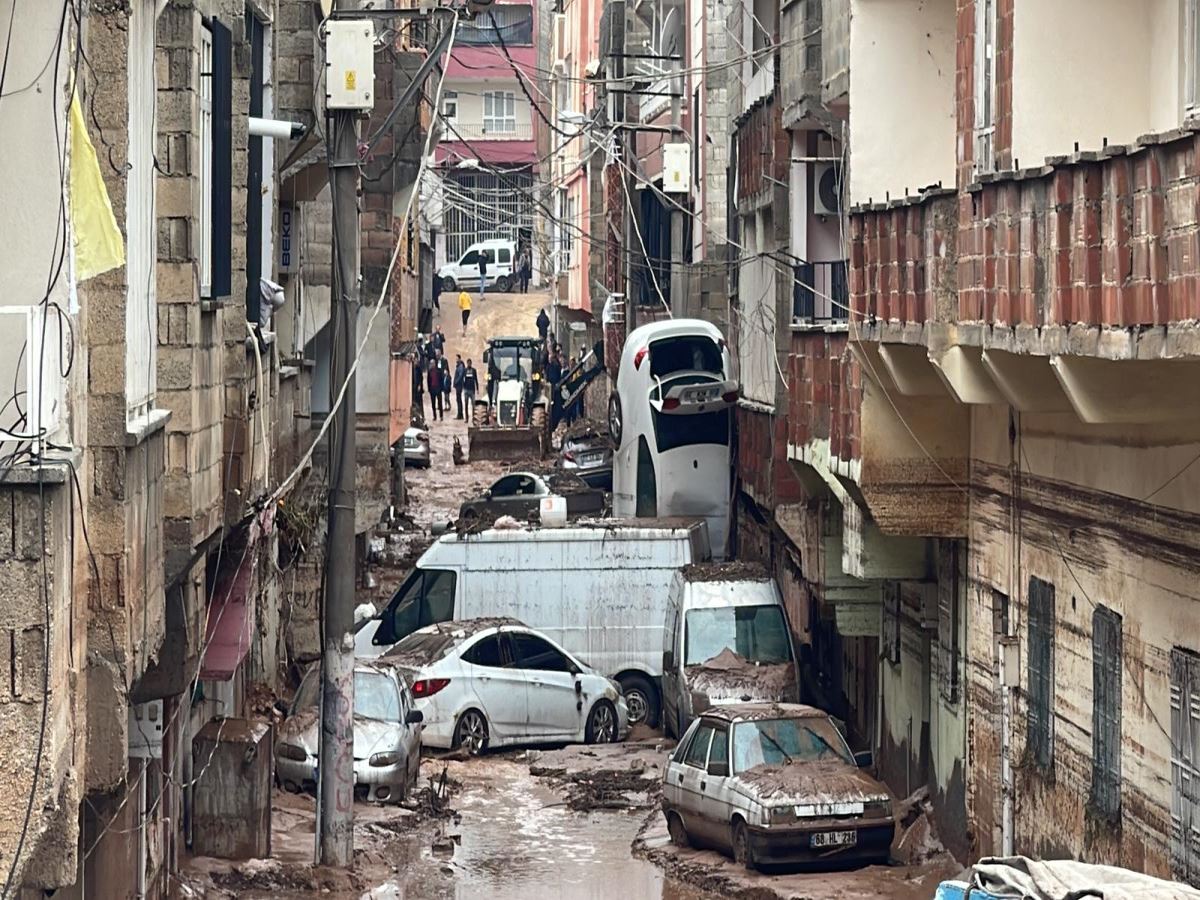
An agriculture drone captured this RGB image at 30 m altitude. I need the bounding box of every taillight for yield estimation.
[417,434,430,443]
[563,450,576,462]
[662,397,681,411]
[722,389,739,403]
[411,678,450,698]
[634,347,648,369]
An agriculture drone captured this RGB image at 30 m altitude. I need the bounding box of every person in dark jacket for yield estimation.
[427,351,445,420]
[545,350,563,388]
[463,358,479,413]
[478,252,488,300]
[536,308,550,343]
[518,247,532,292]
[431,326,446,355]
[453,355,466,419]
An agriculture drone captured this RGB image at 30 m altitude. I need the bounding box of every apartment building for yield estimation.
[425,2,541,271]
[775,0,1200,880]
[0,1,428,894]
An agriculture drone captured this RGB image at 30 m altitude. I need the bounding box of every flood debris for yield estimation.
[687,648,798,707]
[528,742,667,812]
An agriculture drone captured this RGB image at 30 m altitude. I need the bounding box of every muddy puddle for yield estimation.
[369,759,712,900]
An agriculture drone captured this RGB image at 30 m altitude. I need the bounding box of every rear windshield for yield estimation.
[652,408,730,453]
[649,336,723,378]
[385,629,461,666]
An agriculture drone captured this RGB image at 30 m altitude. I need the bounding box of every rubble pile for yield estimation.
[529,743,666,812]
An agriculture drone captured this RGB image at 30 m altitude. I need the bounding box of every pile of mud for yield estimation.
[686,649,798,704]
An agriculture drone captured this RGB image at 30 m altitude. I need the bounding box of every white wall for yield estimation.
[849,0,956,206]
[1012,0,1177,167]
[737,210,777,407]
[444,77,532,129]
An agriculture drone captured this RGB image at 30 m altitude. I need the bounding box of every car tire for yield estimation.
[453,709,489,755]
[441,276,456,293]
[666,811,690,848]
[460,506,479,522]
[497,275,513,292]
[617,673,658,728]
[585,700,619,744]
[607,392,623,445]
[732,819,756,870]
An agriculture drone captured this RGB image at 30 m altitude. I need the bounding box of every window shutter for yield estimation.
[210,18,233,299]
[1090,606,1122,819]
[1171,648,1200,883]
[1027,577,1055,770]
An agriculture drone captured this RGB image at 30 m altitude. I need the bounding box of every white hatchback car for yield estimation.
[381,618,630,753]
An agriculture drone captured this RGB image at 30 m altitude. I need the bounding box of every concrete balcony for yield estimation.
[445,122,534,141]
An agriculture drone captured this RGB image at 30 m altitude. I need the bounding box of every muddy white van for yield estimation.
[660,563,800,738]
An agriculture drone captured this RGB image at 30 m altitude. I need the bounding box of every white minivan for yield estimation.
[438,238,518,293]
[660,563,801,739]
[355,519,712,726]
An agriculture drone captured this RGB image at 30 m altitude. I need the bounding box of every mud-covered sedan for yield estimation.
[276,661,424,802]
[661,703,895,869]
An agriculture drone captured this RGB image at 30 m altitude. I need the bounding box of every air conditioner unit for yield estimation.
[813,162,842,217]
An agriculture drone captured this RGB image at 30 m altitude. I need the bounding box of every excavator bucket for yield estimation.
[466,399,547,462]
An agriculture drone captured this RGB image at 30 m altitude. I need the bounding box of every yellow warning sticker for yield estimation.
[345,71,357,91]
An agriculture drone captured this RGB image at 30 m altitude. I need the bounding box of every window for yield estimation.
[209,18,233,298]
[560,191,575,270]
[882,582,901,665]
[497,247,511,265]
[1171,647,1200,884]
[1027,576,1055,770]
[973,0,997,173]
[512,633,575,673]
[462,635,505,668]
[683,605,792,666]
[683,723,714,768]
[378,569,458,643]
[731,717,853,773]
[355,671,401,722]
[1188,1,1200,115]
[457,4,534,46]
[483,91,516,134]
[1091,605,1122,820]
[937,540,963,704]
[442,90,458,121]
[199,25,213,297]
[490,474,540,496]
[709,727,729,769]
[651,408,730,453]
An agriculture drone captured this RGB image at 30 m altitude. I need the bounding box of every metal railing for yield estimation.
[445,122,533,141]
[792,260,849,324]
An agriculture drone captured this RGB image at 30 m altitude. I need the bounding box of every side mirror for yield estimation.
[663,651,675,671]
[707,760,729,777]
[405,709,424,725]
[854,750,873,769]
[483,489,493,500]
[574,679,583,695]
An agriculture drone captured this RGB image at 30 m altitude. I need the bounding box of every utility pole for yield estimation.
[668,40,684,317]
[320,6,368,867]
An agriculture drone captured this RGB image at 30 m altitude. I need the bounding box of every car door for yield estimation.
[397,679,422,787]
[457,249,479,281]
[664,718,700,811]
[700,724,732,842]
[674,721,715,841]
[459,632,529,740]
[510,631,584,739]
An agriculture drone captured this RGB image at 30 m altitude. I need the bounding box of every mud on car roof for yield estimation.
[697,702,829,724]
[680,561,771,582]
[378,617,525,664]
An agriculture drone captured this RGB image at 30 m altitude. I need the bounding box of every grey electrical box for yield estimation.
[326,20,376,110]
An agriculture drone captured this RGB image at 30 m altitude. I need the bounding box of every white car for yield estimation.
[438,238,517,293]
[380,618,630,753]
[609,319,738,557]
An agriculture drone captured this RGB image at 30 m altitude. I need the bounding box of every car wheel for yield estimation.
[453,709,489,755]
[497,275,513,292]
[441,276,456,293]
[460,506,479,522]
[617,673,658,728]
[666,811,690,848]
[585,700,618,744]
[732,819,756,870]
[607,392,623,445]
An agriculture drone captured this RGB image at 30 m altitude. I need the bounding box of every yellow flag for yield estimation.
[69,90,124,281]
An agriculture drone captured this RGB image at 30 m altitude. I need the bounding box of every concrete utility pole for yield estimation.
[320,6,367,867]
[668,39,684,316]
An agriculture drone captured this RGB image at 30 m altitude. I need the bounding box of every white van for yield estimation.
[438,238,518,293]
[356,519,712,726]
[660,563,801,738]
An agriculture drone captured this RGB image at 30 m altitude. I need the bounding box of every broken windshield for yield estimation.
[293,669,401,722]
[684,605,792,666]
[732,717,853,772]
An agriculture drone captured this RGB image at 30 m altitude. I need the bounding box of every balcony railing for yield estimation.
[793,260,849,324]
[445,122,533,141]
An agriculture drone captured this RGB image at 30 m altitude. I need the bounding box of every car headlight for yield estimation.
[864,799,892,818]
[768,806,795,824]
[278,743,307,761]
[369,751,400,767]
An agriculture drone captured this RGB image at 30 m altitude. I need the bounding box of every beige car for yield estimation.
[661,703,895,869]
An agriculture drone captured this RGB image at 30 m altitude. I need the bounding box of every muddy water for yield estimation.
[371,760,710,900]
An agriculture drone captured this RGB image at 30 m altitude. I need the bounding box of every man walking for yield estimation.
[453,354,466,420]
[478,250,488,301]
[458,289,472,336]
[518,247,532,293]
[427,350,445,420]
[536,307,550,344]
[431,325,446,356]
[463,358,479,414]
[438,351,452,418]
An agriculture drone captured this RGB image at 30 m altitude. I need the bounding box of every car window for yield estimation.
[355,671,401,722]
[683,723,714,768]
[652,407,729,453]
[516,475,541,495]
[462,635,504,668]
[511,633,574,673]
[461,250,479,265]
[490,475,526,497]
[671,720,697,763]
[498,248,511,264]
[292,667,319,712]
[424,570,456,623]
[731,716,854,772]
[649,335,724,377]
[379,569,457,644]
[709,727,729,768]
[684,604,792,666]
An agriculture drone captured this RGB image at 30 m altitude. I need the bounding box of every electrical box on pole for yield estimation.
[325,19,376,110]
[662,142,691,194]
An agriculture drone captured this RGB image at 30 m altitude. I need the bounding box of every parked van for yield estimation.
[438,238,518,293]
[355,519,712,726]
[660,563,801,738]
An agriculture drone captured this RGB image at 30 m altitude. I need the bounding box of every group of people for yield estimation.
[411,326,480,422]
[535,308,585,426]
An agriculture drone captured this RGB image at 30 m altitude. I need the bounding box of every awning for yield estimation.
[199,507,273,680]
[435,140,539,166]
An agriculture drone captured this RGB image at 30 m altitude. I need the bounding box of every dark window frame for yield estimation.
[1090,604,1122,821]
[1027,576,1056,771]
[208,17,233,298]
[1170,646,1200,884]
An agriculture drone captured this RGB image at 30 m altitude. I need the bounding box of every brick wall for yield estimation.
[734,101,788,207]
[787,330,860,463]
[736,407,804,512]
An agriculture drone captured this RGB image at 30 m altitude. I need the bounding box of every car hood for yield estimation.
[731,760,892,807]
[685,648,798,710]
[277,708,402,760]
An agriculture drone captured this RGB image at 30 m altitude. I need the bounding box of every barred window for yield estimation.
[1170,647,1200,884]
[1090,605,1122,820]
[1027,577,1055,771]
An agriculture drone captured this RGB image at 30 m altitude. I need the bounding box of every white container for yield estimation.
[539,494,568,527]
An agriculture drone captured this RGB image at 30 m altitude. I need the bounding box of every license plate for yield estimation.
[810,830,856,848]
[581,452,602,463]
[404,439,417,448]
[685,387,718,402]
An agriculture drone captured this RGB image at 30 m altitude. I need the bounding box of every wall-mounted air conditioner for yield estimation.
[813,162,842,217]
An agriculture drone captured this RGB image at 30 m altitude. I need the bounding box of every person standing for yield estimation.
[438,352,452,416]
[453,355,466,419]
[427,351,444,420]
[536,307,550,343]
[463,358,479,414]
[431,326,446,356]
[458,289,472,336]
[486,347,499,405]
[519,247,532,293]
[478,251,488,301]
[411,357,425,422]
[546,349,563,388]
